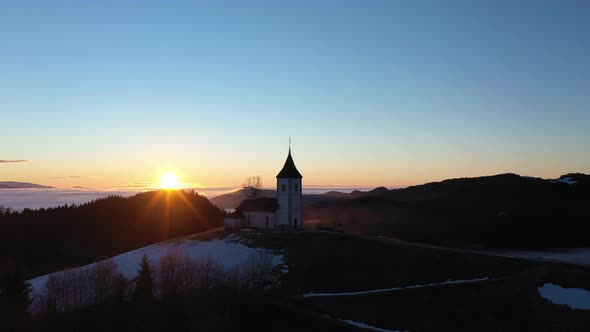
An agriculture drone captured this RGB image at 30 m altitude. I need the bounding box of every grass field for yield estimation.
[242,230,590,331]
[244,230,532,293]
[292,277,590,331]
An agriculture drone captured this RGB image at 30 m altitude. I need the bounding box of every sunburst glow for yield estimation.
[159,172,180,189]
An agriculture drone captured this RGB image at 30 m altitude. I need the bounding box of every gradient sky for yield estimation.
[1,0,589,189]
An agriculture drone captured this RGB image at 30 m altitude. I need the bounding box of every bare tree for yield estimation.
[158,249,184,297]
[243,252,275,289]
[92,259,118,305]
[178,254,198,291]
[39,260,121,315]
[113,273,129,304]
[243,176,263,199]
[195,254,222,290]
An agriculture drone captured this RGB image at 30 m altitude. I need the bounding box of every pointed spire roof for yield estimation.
[276,148,303,179]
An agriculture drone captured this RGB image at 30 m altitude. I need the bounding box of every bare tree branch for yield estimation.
[243,176,263,200]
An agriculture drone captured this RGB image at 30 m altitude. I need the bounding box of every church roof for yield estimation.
[225,210,244,219]
[276,149,303,179]
[237,197,279,212]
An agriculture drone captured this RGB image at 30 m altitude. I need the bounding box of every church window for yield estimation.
[281,184,286,192]
[294,183,299,192]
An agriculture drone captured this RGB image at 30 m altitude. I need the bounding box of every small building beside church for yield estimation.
[224,147,303,231]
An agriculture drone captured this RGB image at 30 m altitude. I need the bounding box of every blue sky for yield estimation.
[1,1,589,188]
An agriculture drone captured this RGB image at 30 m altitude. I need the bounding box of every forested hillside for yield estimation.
[305,173,590,249]
[0,190,225,278]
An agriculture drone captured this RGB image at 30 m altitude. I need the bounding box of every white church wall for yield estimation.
[244,211,276,229]
[276,178,303,227]
[292,178,303,227]
[276,178,290,226]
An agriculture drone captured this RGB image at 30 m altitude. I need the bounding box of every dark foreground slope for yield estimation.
[305,173,590,249]
[19,230,590,332]
[254,231,590,332]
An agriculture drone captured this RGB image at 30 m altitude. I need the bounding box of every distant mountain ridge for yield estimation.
[210,173,589,210]
[209,187,388,209]
[0,181,54,189]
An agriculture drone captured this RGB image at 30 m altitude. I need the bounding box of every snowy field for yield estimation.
[538,283,590,310]
[29,232,284,300]
[491,249,590,266]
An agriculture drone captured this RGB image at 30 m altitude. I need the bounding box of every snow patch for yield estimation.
[303,277,488,298]
[337,319,405,332]
[538,283,590,310]
[492,248,590,266]
[559,177,577,185]
[29,233,283,298]
[550,177,577,185]
[324,315,406,332]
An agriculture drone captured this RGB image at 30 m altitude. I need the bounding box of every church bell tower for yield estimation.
[276,146,303,228]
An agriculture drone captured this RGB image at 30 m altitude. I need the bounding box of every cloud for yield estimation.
[48,176,82,179]
[126,182,156,188]
[0,160,29,164]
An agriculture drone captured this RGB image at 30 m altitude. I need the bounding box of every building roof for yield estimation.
[276,148,303,179]
[236,197,279,212]
[225,210,244,219]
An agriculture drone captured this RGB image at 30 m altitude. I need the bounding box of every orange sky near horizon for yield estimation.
[1,145,584,190]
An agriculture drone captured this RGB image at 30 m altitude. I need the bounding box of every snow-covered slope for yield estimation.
[29,229,284,300]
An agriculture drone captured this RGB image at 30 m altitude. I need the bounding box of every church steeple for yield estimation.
[276,144,303,228]
[276,148,303,179]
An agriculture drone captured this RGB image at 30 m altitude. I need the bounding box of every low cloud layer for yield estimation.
[48,176,82,179]
[0,160,29,163]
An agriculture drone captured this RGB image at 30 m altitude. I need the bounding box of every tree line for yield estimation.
[1,250,277,331]
[35,250,276,315]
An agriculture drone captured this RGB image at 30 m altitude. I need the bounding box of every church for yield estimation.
[224,147,303,231]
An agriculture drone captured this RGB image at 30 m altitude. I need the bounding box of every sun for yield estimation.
[159,172,180,189]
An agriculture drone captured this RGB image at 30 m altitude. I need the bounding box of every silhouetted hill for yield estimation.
[210,189,277,208]
[352,186,389,198]
[0,181,54,189]
[0,190,224,278]
[305,173,590,249]
[323,186,389,199]
[211,187,389,208]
